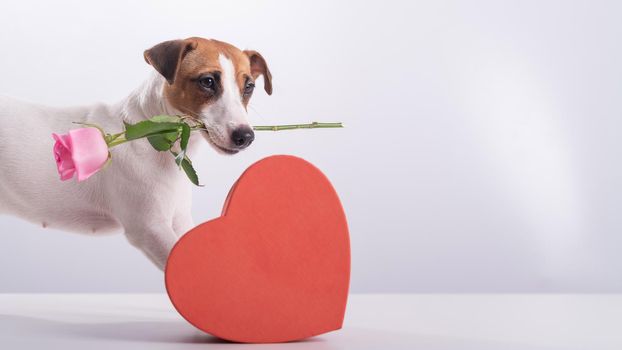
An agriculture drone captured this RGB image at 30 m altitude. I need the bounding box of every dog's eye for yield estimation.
[198,77,215,90]
[244,81,255,96]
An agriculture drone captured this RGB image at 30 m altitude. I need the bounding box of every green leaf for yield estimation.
[167,123,191,163]
[171,151,201,186]
[181,156,200,186]
[180,123,190,151]
[147,130,179,151]
[149,115,183,123]
[124,120,182,141]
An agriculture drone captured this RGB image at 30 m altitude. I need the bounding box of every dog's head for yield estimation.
[144,37,272,154]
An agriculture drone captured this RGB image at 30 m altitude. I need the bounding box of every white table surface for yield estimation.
[1,293,620,349]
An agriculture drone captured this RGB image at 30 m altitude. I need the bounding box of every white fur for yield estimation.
[0,72,203,270]
[200,54,249,147]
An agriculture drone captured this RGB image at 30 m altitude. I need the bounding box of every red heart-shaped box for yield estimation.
[165,155,351,343]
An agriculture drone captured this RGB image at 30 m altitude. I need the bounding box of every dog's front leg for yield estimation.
[122,220,178,271]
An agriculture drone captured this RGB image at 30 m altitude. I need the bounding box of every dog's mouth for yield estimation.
[202,130,239,155]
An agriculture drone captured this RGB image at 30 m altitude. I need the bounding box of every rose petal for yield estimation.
[52,133,76,181]
[52,133,72,150]
[68,128,109,182]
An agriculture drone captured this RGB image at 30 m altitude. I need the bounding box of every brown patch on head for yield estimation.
[144,39,198,84]
[244,50,273,95]
[143,37,272,117]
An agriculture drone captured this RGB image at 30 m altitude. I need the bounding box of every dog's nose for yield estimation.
[231,126,255,149]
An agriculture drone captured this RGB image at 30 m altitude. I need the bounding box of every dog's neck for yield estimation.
[117,72,180,124]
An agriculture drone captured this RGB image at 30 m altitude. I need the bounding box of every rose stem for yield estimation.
[106,122,343,148]
[253,122,343,131]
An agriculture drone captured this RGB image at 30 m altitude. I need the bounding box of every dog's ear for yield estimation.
[144,39,198,85]
[244,50,272,95]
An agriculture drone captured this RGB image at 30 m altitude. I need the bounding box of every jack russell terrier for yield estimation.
[0,37,272,270]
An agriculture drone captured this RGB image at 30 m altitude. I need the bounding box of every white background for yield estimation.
[0,0,620,292]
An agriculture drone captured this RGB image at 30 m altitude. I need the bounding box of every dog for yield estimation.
[0,37,272,270]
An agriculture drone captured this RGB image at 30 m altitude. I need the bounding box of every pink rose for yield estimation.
[52,128,109,182]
